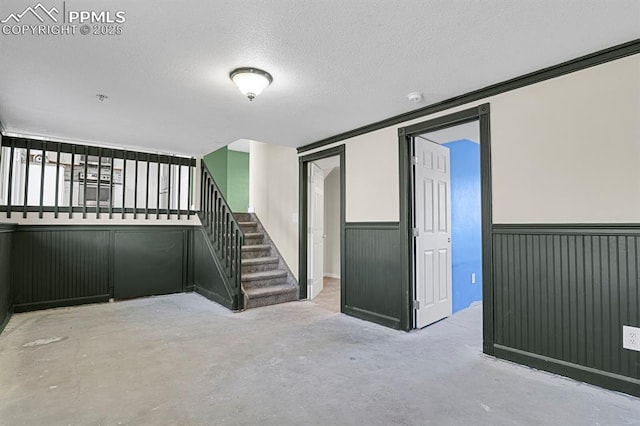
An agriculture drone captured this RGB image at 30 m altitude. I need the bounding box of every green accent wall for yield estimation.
[203,147,228,198]
[227,150,249,213]
[203,147,249,213]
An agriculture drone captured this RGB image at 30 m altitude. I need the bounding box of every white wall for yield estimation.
[300,53,640,224]
[249,141,299,278]
[489,55,640,223]
[344,129,399,221]
[323,168,340,278]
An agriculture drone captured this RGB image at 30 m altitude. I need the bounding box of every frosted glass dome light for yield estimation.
[230,68,273,101]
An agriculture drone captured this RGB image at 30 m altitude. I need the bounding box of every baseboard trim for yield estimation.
[0,306,13,335]
[13,295,111,313]
[323,274,341,280]
[493,344,640,398]
[343,305,401,330]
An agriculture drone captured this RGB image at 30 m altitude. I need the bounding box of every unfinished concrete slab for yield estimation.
[0,294,638,425]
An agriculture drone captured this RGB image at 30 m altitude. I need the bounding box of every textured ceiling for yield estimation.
[0,0,638,156]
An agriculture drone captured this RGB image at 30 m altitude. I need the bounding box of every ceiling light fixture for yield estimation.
[229,67,273,101]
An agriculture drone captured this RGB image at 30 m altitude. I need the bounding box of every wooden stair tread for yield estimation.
[244,232,264,238]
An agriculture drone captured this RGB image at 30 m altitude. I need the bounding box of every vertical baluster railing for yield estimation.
[209,177,214,233]
[218,198,223,250]
[202,171,208,227]
[199,162,245,309]
[211,185,215,235]
[232,226,237,277]
[223,212,229,271]
[204,178,209,230]
[200,163,205,221]
[226,213,232,271]
[200,171,207,223]
[215,193,220,244]
[214,185,218,236]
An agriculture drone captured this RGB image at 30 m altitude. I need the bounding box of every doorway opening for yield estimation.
[413,121,482,328]
[399,104,493,352]
[298,145,345,313]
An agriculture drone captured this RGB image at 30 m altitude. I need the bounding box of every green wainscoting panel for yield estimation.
[193,229,235,310]
[343,222,402,329]
[11,225,195,312]
[0,225,15,334]
[492,224,640,397]
[13,227,111,311]
[113,230,186,299]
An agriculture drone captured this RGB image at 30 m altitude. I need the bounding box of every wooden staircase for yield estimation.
[236,213,299,309]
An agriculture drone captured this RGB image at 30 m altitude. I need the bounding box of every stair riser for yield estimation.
[242,262,279,274]
[240,226,257,234]
[245,289,298,309]
[242,276,288,289]
[242,248,271,259]
[244,236,264,245]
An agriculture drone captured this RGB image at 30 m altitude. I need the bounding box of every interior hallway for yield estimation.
[0,294,638,425]
[312,277,341,313]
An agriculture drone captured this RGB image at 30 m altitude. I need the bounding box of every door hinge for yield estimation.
[411,156,419,165]
[413,300,420,309]
[412,227,419,238]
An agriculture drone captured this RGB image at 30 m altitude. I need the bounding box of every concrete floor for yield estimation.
[0,294,639,426]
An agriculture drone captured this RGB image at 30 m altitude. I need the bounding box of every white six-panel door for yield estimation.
[308,162,325,299]
[414,139,452,328]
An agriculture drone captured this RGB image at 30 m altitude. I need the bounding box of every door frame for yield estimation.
[307,161,325,299]
[298,145,345,308]
[398,104,494,354]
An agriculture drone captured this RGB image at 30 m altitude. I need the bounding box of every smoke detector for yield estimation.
[407,92,423,103]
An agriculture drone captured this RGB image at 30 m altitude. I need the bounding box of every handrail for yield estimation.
[199,161,245,310]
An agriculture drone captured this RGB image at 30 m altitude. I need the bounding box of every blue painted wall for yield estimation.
[442,139,482,313]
